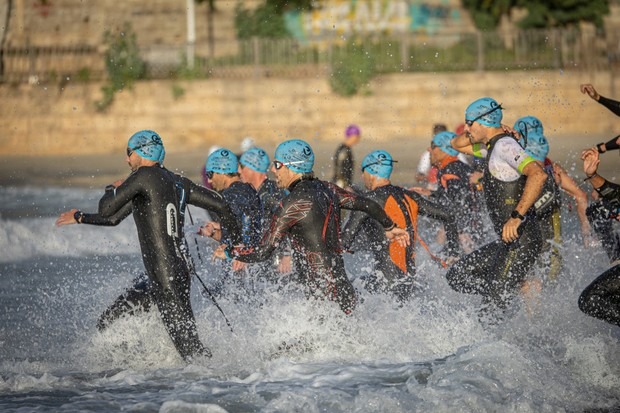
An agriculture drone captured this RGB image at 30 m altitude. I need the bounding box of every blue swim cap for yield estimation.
[274,139,314,173]
[240,147,270,173]
[431,131,459,156]
[514,116,549,162]
[127,130,165,163]
[465,97,503,127]
[345,124,361,137]
[206,148,239,174]
[361,150,395,179]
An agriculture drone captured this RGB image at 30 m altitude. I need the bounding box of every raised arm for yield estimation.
[553,162,591,241]
[56,201,133,227]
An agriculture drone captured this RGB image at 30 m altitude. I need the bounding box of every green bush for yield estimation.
[96,23,146,111]
[329,42,376,96]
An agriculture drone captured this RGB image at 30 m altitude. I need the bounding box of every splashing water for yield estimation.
[0,186,618,412]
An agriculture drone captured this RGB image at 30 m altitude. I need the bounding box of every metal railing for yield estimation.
[1,28,617,83]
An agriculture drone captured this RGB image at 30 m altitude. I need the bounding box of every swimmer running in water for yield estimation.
[56,130,241,362]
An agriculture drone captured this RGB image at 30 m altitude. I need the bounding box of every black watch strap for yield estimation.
[510,210,525,221]
[74,210,84,224]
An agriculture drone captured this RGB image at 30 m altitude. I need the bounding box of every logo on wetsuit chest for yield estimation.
[166,203,178,237]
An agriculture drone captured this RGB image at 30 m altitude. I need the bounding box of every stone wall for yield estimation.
[0,69,617,157]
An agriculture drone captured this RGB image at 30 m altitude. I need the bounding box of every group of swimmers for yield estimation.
[55,86,619,362]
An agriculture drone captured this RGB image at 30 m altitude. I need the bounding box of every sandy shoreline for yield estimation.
[0,134,616,188]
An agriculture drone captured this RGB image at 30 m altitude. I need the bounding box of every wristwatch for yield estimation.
[74,210,84,224]
[510,210,525,221]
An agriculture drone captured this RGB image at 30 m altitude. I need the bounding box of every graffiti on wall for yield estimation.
[284,0,463,41]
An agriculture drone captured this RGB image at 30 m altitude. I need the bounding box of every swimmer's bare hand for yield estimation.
[199,221,222,241]
[580,84,600,101]
[502,218,522,243]
[232,259,247,272]
[211,244,227,260]
[55,208,79,227]
[277,255,292,274]
[581,148,600,176]
[409,187,432,196]
[112,179,124,188]
[501,123,520,139]
[386,227,410,247]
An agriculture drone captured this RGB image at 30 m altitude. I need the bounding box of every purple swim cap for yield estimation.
[345,124,361,137]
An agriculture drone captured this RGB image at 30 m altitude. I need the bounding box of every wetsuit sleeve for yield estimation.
[596,179,620,205]
[228,200,296,263]
[330,183,395,230]
[187,182,242,245]
[98,170,143,218]
[597,95,620,117]
[81,201,133,226]
[341,210,370,250]
[404,189,460,256]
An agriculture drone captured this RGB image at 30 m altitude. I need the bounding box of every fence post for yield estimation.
[253,36,260,78]
[476,31,484,72]
[400,34,409,71]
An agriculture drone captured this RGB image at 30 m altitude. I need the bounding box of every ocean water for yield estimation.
[0,185,618,413]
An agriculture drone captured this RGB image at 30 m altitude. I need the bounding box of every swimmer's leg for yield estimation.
[578,264,620,327]
[97,275,154,331]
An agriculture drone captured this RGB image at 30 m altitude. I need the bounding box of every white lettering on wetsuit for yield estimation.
[166,203,178,237]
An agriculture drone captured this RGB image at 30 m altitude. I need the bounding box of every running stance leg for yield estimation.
[587,201,620,262]
[578,264,620,327]
[152,282,212,362]
[97,274,154,331]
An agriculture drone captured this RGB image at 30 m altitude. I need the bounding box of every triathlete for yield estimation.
[199,148,263,273]
[239,146,293,276]
[427,131,485,250]
[514,115,592,282]
[447,97,547,319]
[332,124,361,189]
[224,139,410,314]
[55,130,241,362]
[578,147,620,327]
[341,150,460,301]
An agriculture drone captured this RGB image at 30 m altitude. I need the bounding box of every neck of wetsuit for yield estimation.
[288,175,315,191]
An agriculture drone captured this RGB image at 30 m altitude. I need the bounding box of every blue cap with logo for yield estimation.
[465,97,503,127]
[514,115,549,162]
[240,147,270,173]
[361,150,395,179]
[274,139,314,173]
[431,131,458,156]
[127,130,165,163]
[206,148,239,174]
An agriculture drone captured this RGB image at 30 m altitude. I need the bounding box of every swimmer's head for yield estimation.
[240,136,255,152]
[127,130,165,163]
[206,148,239,175]
[361,150,396,179]
[274,139,314,174]
[465,97,503,127]
[240,147,270,173]
[514,115,549,161]
[345,124,361,138]
[431,131,459,156]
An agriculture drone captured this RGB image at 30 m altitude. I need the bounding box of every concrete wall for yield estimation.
[0,69,617,157]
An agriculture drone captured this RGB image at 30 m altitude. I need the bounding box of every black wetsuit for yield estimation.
[332,144,354,188]
[579,179,620,327]
[446,134,542,316]
[431,156,484,242]
[82,164,240,361]
[228,176,396,314]
[257,178,288,220]
[342,184,459,301]
[597,95,620,117]
[533,158,563,281]
[218,181,263,247]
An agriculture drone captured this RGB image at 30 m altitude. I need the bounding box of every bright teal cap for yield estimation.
[361,150,395,179]
[431,131,458,156]
[465,97,503,127]
[127,130,165,163]
[240,147,270,173]
[206,148,239,174]
[514,115,549,162]
[274,139,314,173]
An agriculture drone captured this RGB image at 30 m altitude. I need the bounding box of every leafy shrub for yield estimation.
[96,23,146,111]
